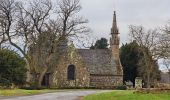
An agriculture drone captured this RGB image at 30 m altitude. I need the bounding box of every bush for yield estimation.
[114,85,127,90]
[0,49,26,88]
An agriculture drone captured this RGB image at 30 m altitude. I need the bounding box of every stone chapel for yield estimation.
[35,11,123,88]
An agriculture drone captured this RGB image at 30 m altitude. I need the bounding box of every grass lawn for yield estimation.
[0,89,57,96]
[83,90,170,100]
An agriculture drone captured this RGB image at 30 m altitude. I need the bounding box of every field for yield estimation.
[83,90,170,100]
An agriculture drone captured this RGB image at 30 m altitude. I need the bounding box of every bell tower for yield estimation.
[110,11,123,75]
[110,11,120,59]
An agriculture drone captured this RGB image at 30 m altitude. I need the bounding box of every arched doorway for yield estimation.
[41,73,50,86]
[67,65,75,80]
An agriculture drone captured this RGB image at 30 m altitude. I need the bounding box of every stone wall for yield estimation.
[47,43,123,88]
[90,74,123,88]
[50,44,90,88]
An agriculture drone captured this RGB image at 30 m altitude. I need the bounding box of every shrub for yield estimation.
[0,49,26,88]
[115,85,127,90]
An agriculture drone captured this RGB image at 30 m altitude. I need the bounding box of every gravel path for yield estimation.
[0,90,111,100]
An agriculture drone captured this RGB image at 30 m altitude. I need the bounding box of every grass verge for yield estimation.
[83,90,170,100]
[0,89,57,96]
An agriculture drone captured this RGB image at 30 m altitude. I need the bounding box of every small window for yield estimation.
[67,65,75,80]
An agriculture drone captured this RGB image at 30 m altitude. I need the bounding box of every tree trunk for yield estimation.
[25,58,33,86]
[169,73,170,83]
[168,71,170,88]
[146,72,151,93]
[25,57,38,88]
[147,74,150,88]
[38,67,48,88]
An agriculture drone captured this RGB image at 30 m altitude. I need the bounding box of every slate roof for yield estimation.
[77,49,116,75]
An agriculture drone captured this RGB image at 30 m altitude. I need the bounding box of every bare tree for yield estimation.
[33,0,89,87]
[0,20,8,48]
[0,0,53,87]
[129,25,161,89]
[164,21,170,34]
[157,25,170,60]
[0,32,7,48]
[0,0,89,87]
[56,0,89,38]
[0,0,17,48]
[161,22,170,85]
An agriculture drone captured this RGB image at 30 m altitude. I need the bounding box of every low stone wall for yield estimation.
[155,83,170,89]
[90,74,123,88]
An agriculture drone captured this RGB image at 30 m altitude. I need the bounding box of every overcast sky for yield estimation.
[79,0,170,44]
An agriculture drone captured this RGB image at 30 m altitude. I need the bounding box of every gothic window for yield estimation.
[67,65,75,80]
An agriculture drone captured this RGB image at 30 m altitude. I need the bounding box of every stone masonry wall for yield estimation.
[50,44,90,88]
[90,75,123,88]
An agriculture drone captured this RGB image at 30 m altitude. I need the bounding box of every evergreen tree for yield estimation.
[120,41,140,85]
[90,38,108,49]
[0,49,26,87]
[120,41,160,87]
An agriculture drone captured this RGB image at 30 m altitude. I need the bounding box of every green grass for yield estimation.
[83,90,170,100]
[0,89,57,96]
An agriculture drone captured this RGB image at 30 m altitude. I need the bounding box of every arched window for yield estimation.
[67,65,75,80]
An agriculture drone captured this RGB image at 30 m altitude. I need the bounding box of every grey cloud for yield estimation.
[79,0,170,44]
